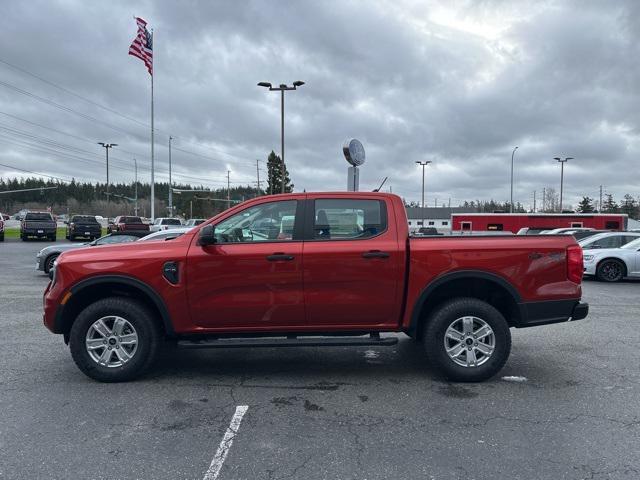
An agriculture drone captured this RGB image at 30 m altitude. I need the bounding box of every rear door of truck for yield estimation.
[302,194,404,328]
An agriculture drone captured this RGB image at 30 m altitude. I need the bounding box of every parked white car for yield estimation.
[540,227,595,235]
[578,232,640,250]
[138,227,192,242]
[149,217,183,233]
[583,237,640,282]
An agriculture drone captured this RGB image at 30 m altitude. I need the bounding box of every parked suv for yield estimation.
[65,215,101,241]
[21,212,56,241]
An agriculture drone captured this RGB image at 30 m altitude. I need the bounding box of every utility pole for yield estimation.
[435,197,438,208]
[510,146,518,213]
[168,136,173,216]
[542,188,546,212]
[256,159,261,195]
[599,185,603,213]
[257,81,305,193]
[533,190,536,213]
[415,161,431,228]
[98,142,117,210]
[226,170,231,209]
[134,158,138,216]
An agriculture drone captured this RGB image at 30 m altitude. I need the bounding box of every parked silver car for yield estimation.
[36,232,149,274]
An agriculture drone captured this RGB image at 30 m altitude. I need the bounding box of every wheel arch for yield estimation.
[56,275,175,342]
[407,270,523,338]
[44,253,60,273]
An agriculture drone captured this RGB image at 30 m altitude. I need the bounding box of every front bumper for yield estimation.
[517,299,589,328]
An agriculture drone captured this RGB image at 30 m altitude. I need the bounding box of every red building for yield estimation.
[451,213,628,234]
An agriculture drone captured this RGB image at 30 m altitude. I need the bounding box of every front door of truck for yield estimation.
[302,197,403,328]
[186,198,305,330]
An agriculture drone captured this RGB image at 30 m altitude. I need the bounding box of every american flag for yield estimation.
[128,17,153,75]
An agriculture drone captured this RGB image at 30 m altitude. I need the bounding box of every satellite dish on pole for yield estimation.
[343,139,365,166]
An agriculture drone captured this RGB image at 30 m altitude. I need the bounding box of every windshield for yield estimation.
[71,216,98,223]
[25,213,53,221]
[95,234,140,245]
[163,219,182,225]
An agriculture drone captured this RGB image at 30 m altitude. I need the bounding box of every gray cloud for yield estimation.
[0,0,638,209]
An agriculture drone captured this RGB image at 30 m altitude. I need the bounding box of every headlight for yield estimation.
[583,255,594,262]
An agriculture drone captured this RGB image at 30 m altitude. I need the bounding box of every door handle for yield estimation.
[362,250,390,259]
[266,253,295,261]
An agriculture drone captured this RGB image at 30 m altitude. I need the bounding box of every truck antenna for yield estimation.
[373,177,388,192]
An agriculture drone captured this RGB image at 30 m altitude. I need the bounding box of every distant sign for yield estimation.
[343,139,365,166]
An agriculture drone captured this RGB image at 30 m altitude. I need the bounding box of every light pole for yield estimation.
[98,142,117,208]
[553,156,573,212]
[257,80,305,193]
[415,161,432,228]
[510,146,518,213]
[133,158,138,216]
[168,136,173,215]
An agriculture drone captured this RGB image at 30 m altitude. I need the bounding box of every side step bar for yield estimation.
[177,333,399,349]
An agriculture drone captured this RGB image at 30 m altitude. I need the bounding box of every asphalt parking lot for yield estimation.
[1,239,639,480]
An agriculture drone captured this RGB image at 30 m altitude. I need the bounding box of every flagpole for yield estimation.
[150,28,155,221]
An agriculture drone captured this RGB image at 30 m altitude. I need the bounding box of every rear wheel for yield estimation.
[596,259,625,282]
[0,233,4,242]
[69,297,161,382]
[423,298,511,382]
[20,233,27,241]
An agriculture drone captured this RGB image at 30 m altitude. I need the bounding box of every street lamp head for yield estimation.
[292,80,305,87]
[553,157,561,161]
[257,82,272,88]
[279,84,287,89]
[566,157,574,160]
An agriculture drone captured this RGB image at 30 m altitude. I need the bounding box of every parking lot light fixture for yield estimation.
[554,156,573,212]
[257,81,305,193]
[415,161,432,228]
[98,143,117,206]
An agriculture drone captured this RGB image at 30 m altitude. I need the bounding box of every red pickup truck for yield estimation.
[107,216,150,234]
[43,192,588,383]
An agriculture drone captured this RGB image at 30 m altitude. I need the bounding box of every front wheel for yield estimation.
[423,298,511,382]
[596,259,625,282]
[44,254,58,274]
[69,297,162,382]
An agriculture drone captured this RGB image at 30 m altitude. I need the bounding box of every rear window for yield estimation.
[25,213,53,221]
[71,215,98,223]
[123,217,142,224]
[313,199,386,240]
[162,219,182,225]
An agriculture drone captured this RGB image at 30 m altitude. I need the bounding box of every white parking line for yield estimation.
[203,405,249,480]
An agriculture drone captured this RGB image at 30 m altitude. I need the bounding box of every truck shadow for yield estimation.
[150,335,443,384]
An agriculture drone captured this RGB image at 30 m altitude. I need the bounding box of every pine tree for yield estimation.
[266,151,293,194]
[620,194,639,219]
[576,196,594,213]
[601,194,619,213]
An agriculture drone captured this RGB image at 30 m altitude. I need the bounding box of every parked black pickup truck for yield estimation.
[21,212,57,241]
[65,215,101,241]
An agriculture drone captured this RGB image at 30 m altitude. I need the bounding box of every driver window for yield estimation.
[214,200,298,244]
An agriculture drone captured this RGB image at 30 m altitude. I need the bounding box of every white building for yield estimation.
[405,207,472,233]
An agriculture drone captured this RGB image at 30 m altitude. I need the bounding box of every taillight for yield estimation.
[567,244,583,284]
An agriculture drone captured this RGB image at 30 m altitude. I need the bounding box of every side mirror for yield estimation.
[199,225,216,246]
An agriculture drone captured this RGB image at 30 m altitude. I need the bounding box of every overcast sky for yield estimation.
[0,0,638,209]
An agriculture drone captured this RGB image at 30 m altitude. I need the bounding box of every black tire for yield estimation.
[596,259,625,282]
[423,297,511,382]
[20,233,27,241]
[49,235,56,242]
[44,254,58,274]
[69,234,75,241]
[0,233,4,242]
[69,297,162,382]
